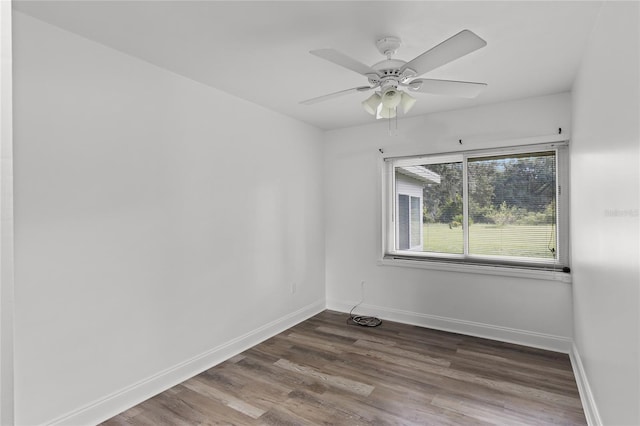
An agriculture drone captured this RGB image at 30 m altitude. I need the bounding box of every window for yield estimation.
[383,142,569,270]
[398,195,422,249]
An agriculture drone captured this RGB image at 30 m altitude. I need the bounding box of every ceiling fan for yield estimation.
[301,30,488,119]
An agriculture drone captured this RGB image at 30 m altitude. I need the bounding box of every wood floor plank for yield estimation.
[181,377,266,419]
[171,384,257,424]
[274,359,375,397]
[353,338,452,367]
[430,394,530,426]
[101,310,586,425]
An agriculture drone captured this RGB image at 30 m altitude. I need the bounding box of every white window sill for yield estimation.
[377,258,572,283]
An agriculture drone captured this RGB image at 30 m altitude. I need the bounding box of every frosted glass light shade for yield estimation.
[377,106,397,119]
[381,89,402,109]
[400,92,417,114]
[362,93,381,115]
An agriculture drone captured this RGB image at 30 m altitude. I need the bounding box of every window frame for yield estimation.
[381,141,570,278]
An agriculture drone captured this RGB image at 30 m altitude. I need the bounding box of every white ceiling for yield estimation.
[13,1,603,130]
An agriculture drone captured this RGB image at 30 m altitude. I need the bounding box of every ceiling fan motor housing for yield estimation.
[371,57,417,87]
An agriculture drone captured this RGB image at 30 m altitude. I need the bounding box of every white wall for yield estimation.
[0,1,15,424]
[325,93,574,350]
[571,2,639,425]
[12,13,325,425]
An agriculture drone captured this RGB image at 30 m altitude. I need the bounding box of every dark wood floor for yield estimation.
[102,310,586,425]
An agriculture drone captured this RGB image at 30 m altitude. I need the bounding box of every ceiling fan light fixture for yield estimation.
[381,89,402,109]
[362,93,382,115]
[400,92,417,114]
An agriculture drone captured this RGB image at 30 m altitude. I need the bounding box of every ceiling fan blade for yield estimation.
[404,79,487,98]
[401,30,487,77]
[310,49,378,77]
[300,86,374,105]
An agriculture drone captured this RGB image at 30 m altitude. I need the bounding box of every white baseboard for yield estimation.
[569,343,602,426]
[48,299,326,426]
[327,300,572,353]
